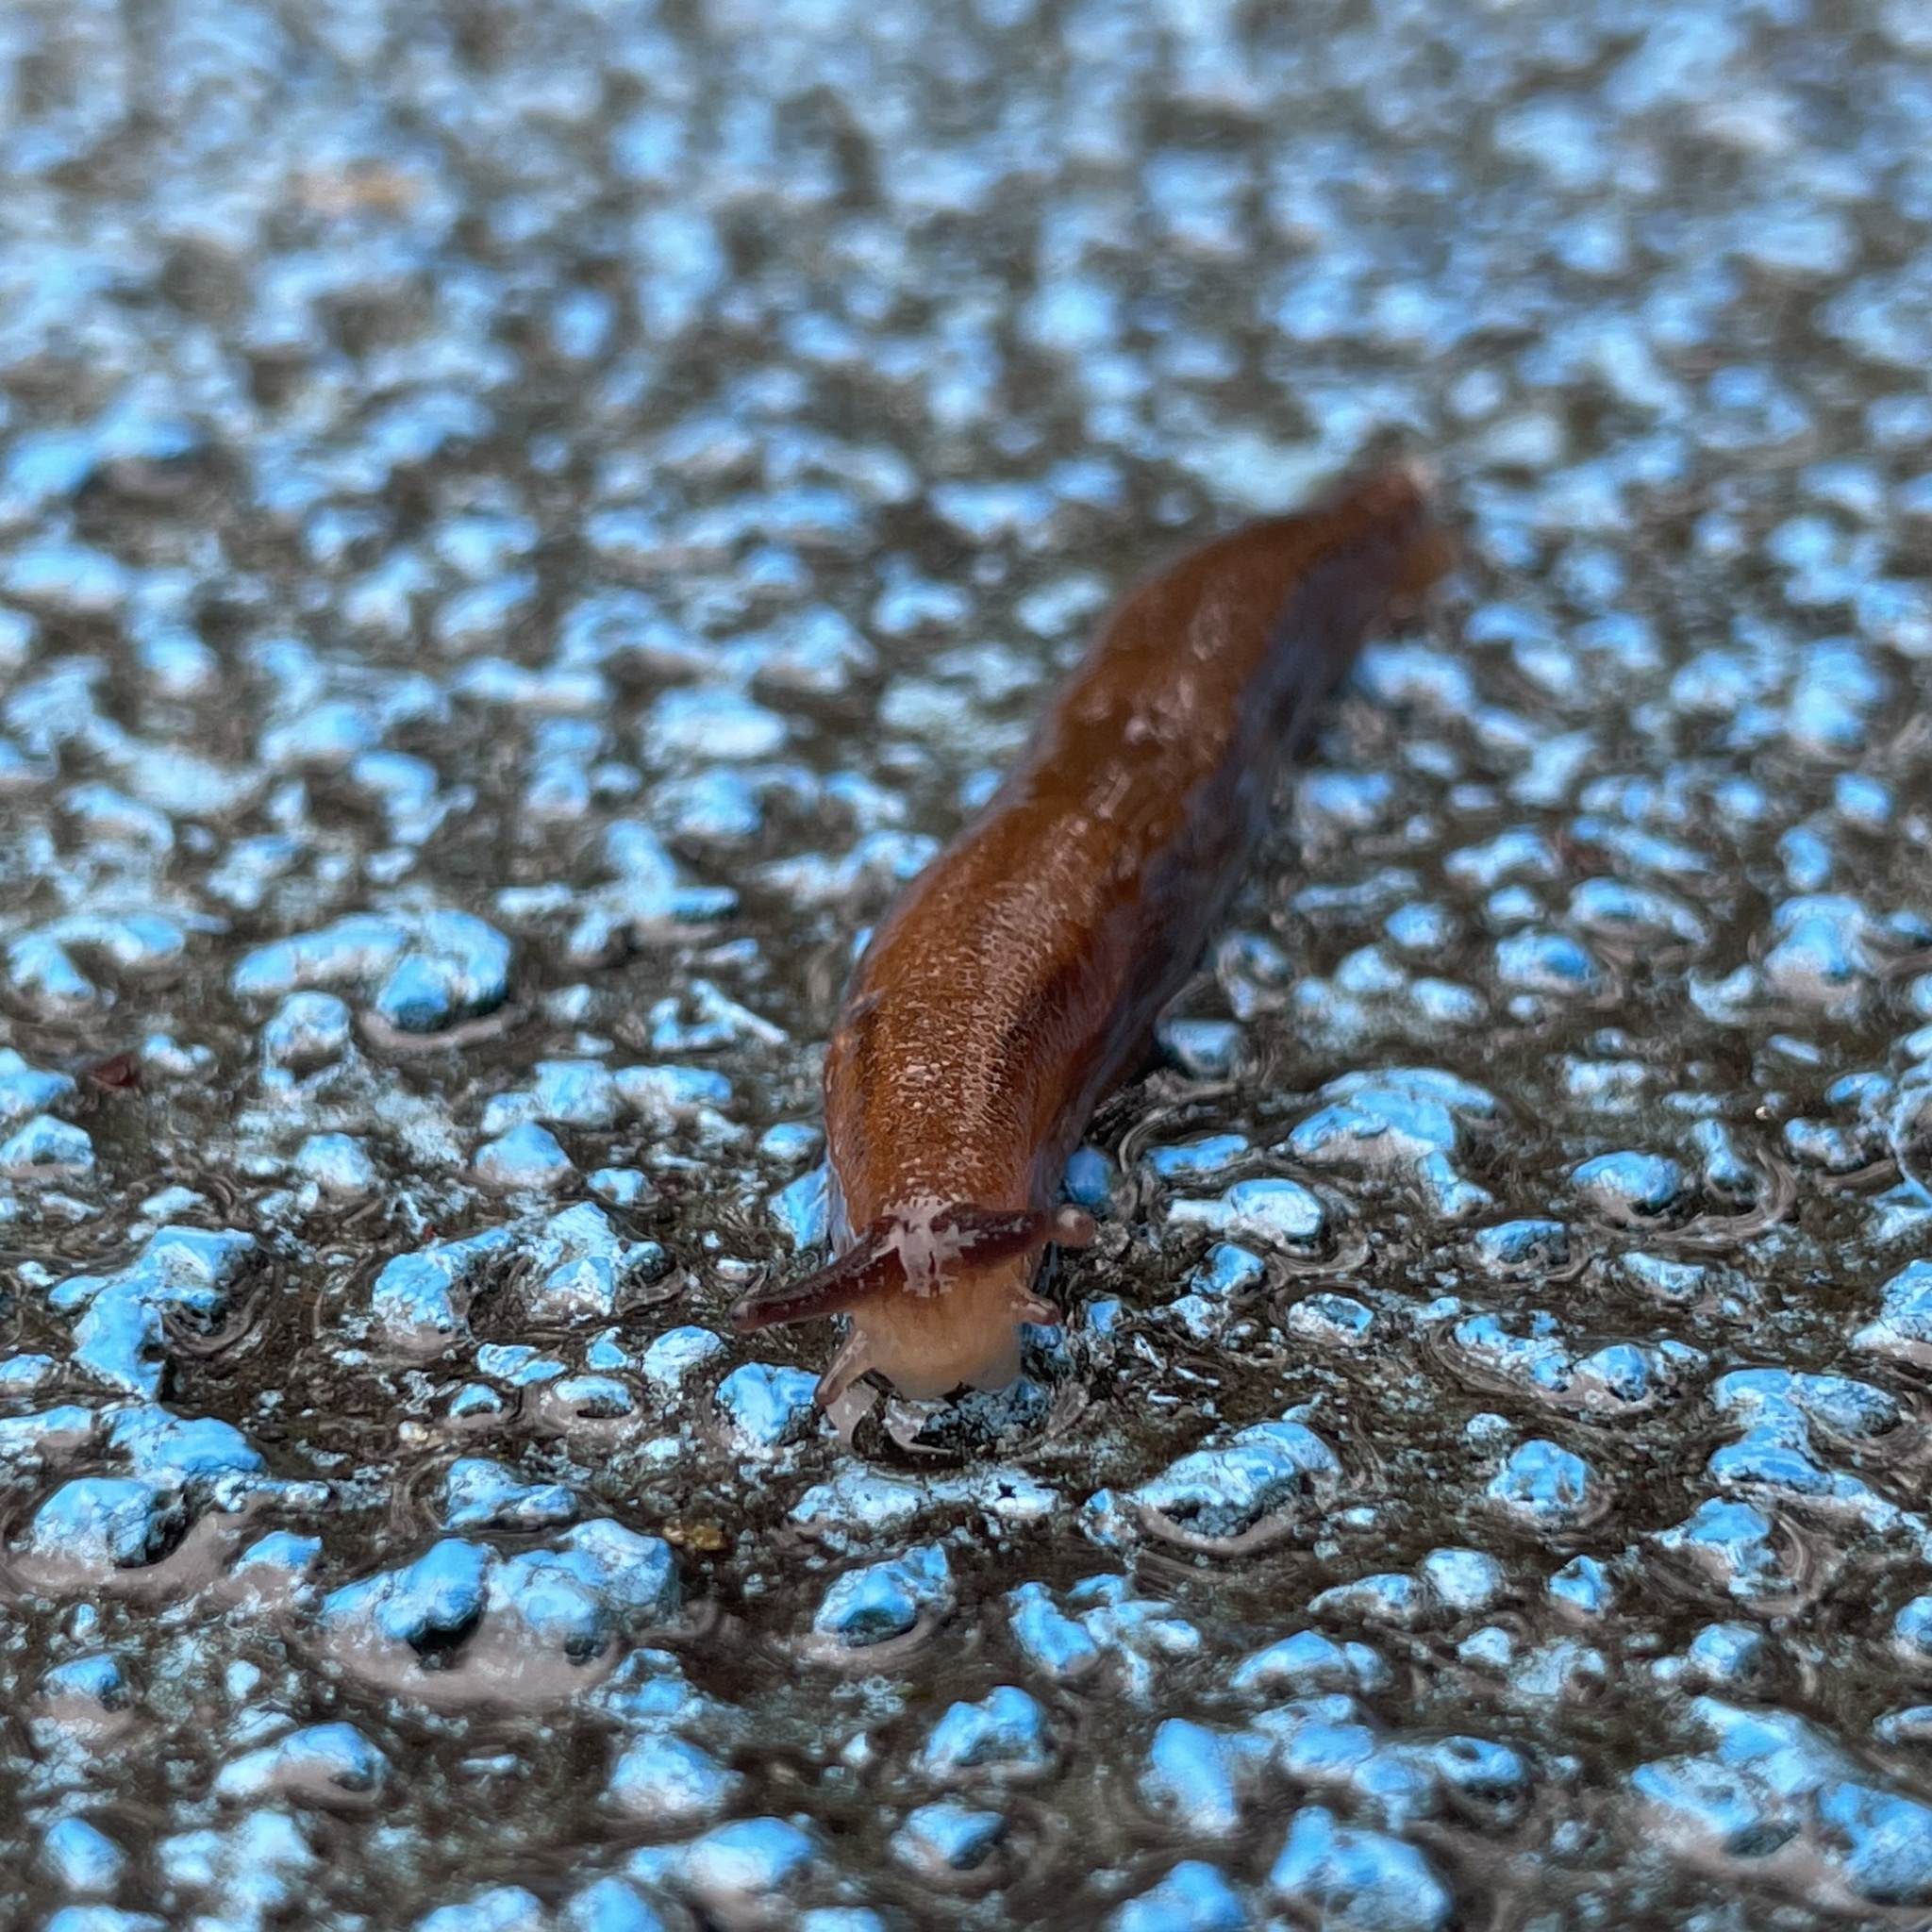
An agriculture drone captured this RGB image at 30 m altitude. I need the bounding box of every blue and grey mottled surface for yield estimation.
[5,0,1932,1924]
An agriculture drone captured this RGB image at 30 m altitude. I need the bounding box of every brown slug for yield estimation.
[730,466,1454,1407]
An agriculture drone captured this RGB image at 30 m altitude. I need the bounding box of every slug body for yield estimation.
[732,469,1452,1405]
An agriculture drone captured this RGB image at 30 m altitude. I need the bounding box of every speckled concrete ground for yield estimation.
[7,0,1932,1926]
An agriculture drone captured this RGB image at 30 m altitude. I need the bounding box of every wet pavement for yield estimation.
[6,0,1932,1925]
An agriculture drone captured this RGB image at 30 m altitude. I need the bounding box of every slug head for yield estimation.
[728,1201,1095,1405]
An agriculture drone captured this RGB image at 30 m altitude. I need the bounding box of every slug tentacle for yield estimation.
[815,1326,877,1411]
[726,1233,902,1334]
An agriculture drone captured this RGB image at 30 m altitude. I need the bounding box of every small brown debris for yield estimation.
[661,1521,727,1554]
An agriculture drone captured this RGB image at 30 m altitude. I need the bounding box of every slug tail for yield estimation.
[1371,464,1457,606]
[1266,465,1456,758]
